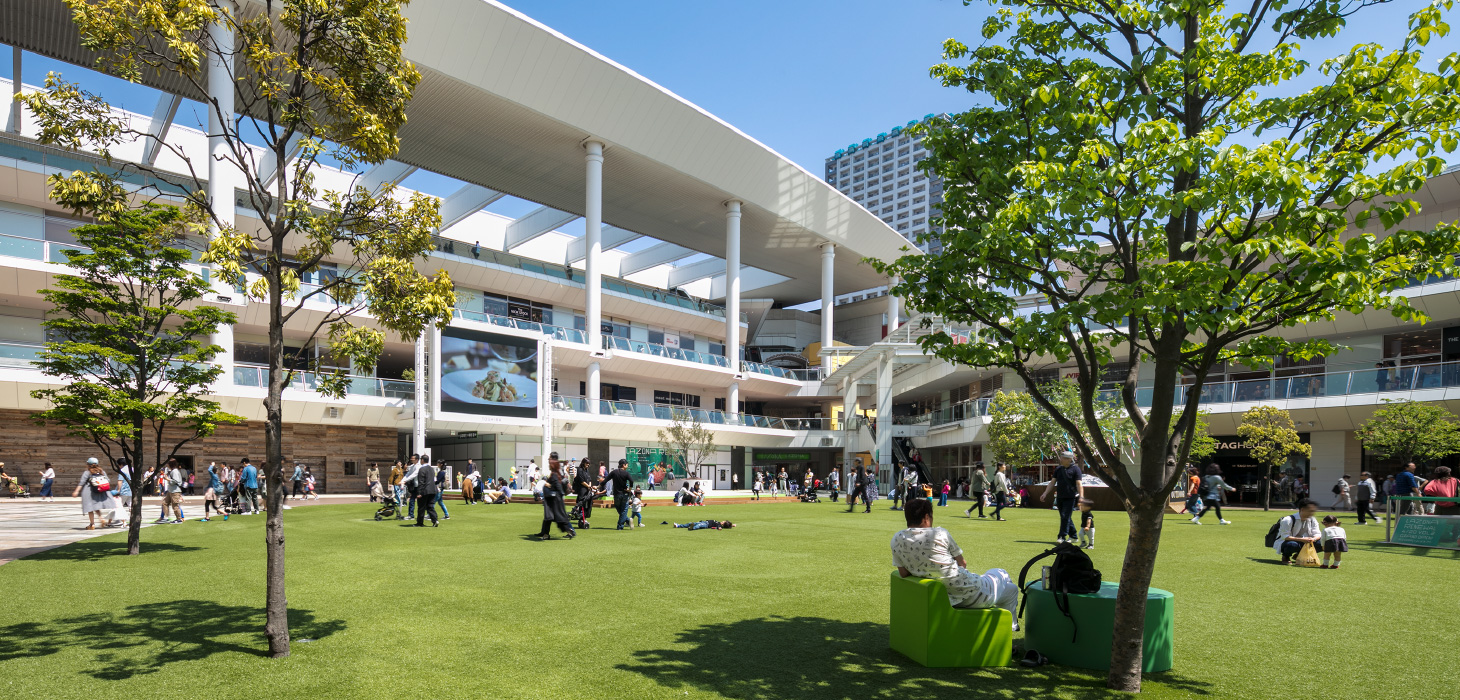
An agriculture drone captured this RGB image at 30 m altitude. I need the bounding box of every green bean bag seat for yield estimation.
[1024,581,1173,673]
[889,571,1013,667]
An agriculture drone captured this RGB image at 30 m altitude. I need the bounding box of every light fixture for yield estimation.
[562,423,576,432]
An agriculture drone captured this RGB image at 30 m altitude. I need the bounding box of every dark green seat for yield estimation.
[889,571,1013,667]
[1023,581,1173,672]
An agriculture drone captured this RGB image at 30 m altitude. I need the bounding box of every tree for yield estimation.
[32,204,242,556]
[987,380,1136,469]
[1356,399,1460,467]
[872,1,1460,690]
[1237,405,1312,510]
[1183,412,1218,464]
[658,411,717,481]
[23,0,456,657]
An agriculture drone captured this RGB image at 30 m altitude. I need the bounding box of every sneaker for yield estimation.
[1219,519,1232,525]
[1192,519,1202,525]
[154,518,168,524]
[1320,564,1330,569]
[222,514,228,521]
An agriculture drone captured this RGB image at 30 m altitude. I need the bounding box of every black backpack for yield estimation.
[1017,542,1103,641]
[1264,515,1296,548]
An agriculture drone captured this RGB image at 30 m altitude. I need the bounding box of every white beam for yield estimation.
[667,258,725,288]
[357,160,417,193]
[505,205,578,250]
[7,46,19,134]
[566,224,638,264]
[260,132,304,190]
[439,183,504,231]
[708,267,791,298]
[619,242,694,277]
[139,93,181,166]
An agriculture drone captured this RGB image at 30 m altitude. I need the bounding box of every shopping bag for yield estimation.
[1295,542,1321,568]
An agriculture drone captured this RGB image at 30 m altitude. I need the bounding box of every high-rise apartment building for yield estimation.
[824,114,947,254]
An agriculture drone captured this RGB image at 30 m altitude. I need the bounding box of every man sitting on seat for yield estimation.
[890,497,1019,629]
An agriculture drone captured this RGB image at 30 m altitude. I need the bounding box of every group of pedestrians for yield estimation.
[536,454,644,539]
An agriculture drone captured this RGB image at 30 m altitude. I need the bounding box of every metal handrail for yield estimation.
[603,335,732,369]
[550,395,834,430]
[232,363,413,398]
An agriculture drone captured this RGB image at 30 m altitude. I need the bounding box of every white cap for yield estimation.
[86,457,99,465]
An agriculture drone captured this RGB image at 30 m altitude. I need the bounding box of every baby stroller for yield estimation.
[798,487,820,503]
[374,494,403,520]
[3,477,29,498]
[570,499,591,529]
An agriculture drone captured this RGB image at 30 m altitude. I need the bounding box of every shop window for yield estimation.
[343,461,358,476]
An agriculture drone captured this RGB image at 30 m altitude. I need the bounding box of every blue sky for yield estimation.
[6,0,1429,178]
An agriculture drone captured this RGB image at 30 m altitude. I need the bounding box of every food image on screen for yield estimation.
[439,326,539,418]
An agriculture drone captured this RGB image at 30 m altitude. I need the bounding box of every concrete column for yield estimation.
[876,353,893,472]
[584,140,604,352]
[211,321,235,386]
[206,18,235,234]
[820,243,835,373]
[842,379,860,469]
[725,200,742,371]
[586,361,601,415]
[727,381,740,419]
[8,46,20,134]
[886,276,900,336]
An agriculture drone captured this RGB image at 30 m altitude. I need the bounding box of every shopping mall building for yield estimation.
[1,0,1458,498]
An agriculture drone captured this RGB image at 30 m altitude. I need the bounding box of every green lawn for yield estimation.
[1,499,1454,699]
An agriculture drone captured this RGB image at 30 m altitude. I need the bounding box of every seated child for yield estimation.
[1320,515,1347,569]
[890,497,1019,629]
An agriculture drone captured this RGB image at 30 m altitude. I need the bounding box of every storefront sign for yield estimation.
[752,451,812,463]
[1391,515,1460,550]
[892,425,929,437]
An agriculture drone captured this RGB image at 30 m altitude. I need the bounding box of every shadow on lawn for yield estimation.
[619,616,1211,699]
[24,540,202,562]
[0,600,344,679]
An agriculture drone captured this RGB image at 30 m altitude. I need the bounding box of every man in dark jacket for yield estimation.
[573,464,598,527]
[603,459,635,530]
[415,461,439,527]
[847,459,867,513]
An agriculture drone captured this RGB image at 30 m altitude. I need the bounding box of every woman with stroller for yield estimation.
[536,453,575,540]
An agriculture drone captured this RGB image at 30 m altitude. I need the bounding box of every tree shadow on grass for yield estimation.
[0,600,344,679]
[23,540,202,562]
[618,615,1211,700]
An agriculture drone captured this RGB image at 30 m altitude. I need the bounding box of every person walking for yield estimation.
[1182,465,1202,514]
[303,468,319,501]
[536,453,574,540]
[288,462,304,500]
[402,456,423,520]
[964,464,989,518]
[1394,462,1423,515]
[366,463,381,503]
[1194,464,1236,525]
[1422,466,1459,515]
[201,461,223,521]
[573,458,598,527]
[389,461,405,509]
[1353,472,1381,524]
[238,458,260,514]
[863,467,879,512]
[1331,475,1352,511]
[1040,451,1085,543]
[115,458,134,525]
[846,459,867,512]
[157,459,186,523]
[751,471,762,500]
[828,467,840,502]
[414,460,439,527]
[986,464,1010,520]
[938,479,951,507]
[37,462,55,502]
[72,458,118,530]
[604,459,635,530]
[432,461,451,520]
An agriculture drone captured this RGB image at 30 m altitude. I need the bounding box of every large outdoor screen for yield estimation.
[437,326,539,419]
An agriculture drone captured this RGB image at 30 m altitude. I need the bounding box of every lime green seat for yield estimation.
[1023,581,1174,673]
[888,571,1013,667]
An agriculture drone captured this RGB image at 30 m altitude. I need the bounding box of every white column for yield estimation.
[586,361,601,415]
[413,335,427,457]
[540,343,554,465]
[820,243,835,373]
[842,379,860,469]
[211,322,235,387]
[206,18,235,234]
[725,200,742,372]
[8,46,20,134]
[584,140,604,352]
[886,276,900,336]
[876,353,893,473]
[727,381,740,419]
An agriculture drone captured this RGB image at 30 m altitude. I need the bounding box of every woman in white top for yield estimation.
[38,462,56,501]
[1272,498,1322,564]
[71,458,119,530]
[890,497,1018,628]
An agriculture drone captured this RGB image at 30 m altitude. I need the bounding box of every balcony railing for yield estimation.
[454,309,589,344]
[741,360,823,381]
[603,335,732,369]
[0,341,44,368]
[430,234,746,322]
[232,364,413,398]
[550,395,834,430]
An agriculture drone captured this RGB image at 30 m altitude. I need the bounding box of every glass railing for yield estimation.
[429,234,746,322]
[0,232,94,264]
[453,309,589,344]
[0,131,189,196]
[232,364,413,398]
[603,335,732,369]
[551,395,839,430]
[741,360,823,381]
[0,341,44,368]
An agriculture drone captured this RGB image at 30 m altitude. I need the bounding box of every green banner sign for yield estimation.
[752,451,813,463]
[1391,515,1460,550]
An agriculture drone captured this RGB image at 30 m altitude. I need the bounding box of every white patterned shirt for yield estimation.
[890,527,994,608]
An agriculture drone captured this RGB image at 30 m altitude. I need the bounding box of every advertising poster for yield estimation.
[1391,515,1460,550]
[438,326,539,419]
[625,446,686,483]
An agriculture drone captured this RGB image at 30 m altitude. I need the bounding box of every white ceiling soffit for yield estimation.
[358,160,418,194]
[666,258,726,288]
[439,183,506,231]
[139,93,180,166]
[504,205,578,250]
[0,0,915,304]
[706,268,792,300]
[619,241,694,277]
[565,224,639,264]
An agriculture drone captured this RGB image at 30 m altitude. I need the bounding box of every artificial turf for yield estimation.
[0,498,1454,700]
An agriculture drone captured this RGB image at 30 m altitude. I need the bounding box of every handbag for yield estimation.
[1295,541,1322,568]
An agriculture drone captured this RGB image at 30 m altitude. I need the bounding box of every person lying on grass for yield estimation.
[891,497,1019,629]
[661,519,734,530]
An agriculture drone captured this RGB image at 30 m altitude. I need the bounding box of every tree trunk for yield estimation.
[263,270,290,658]
[128,414,146,555]
[1106,498,1165,692]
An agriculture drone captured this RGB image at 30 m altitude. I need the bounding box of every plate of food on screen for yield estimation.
[441,367,537,407]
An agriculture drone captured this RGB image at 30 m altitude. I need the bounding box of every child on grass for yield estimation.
[1078,498,1095,549]
[631,488,644,528]
[1320,515,1347,569]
